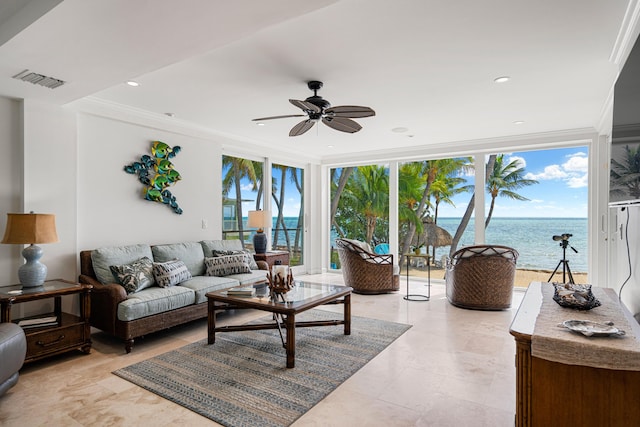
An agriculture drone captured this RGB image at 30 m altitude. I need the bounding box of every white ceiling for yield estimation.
[0,0,636,161]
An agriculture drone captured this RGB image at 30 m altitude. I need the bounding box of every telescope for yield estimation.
[552,233,572,241]
[548,233,578,284]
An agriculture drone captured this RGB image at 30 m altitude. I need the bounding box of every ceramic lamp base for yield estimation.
[253,231,267,254]
[18,244,47,287]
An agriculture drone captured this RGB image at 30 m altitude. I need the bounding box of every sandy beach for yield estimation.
[413,266,589,287]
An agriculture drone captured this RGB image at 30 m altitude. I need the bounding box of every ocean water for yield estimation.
[260,217,588,272]
[435,217,588,272]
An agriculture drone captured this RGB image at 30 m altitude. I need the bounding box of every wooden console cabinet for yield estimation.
[0,279,92,363]
[253,250,290,269]
[509,282,640,426]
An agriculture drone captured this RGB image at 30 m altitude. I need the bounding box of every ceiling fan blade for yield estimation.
[289,119,316,136]
[325,105,376,118]
[289,99,321,113]
[252,114,306,121]
[322,117,362,133]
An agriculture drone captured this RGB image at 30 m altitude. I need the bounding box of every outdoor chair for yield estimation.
[336,238,400,294]
[445,244,519,310]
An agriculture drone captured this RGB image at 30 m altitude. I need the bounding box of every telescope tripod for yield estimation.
[548,240,577,284]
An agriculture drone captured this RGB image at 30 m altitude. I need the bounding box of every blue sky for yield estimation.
[438,146,589,218]
[230,146,589,219]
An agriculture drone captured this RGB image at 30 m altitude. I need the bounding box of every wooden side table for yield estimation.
[0,279,92,363]
[253,251,290,269]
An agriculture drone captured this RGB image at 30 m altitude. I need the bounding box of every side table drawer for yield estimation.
[26,324,84,358]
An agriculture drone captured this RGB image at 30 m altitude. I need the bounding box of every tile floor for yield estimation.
[0,275,525,426]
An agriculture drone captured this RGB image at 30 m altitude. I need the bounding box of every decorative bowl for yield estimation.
[552,283,601,310]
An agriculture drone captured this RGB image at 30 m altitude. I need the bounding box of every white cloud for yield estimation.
[507,155,526,168]
[525,164,568,180]
[566,174,588,188]
[562,153,588,173]
[525,152,588,189]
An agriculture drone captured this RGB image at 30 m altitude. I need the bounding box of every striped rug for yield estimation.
[113,310,411,427]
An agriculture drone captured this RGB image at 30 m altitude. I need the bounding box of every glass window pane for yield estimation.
[398,158,475,281]
[272,163,304,266]
[483,149,589,287]
[221,155,264,248]
[330,165,390,269]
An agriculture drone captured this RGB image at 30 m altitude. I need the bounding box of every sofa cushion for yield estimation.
[91,244,154,285]
[178,275,239,304]
[200,239,243,256]
[117,286,196,321]
[205,255,252,277]
[152,242,205,277]
[214,250,260,270]
[152,259,192,287]
[110,256,156,294]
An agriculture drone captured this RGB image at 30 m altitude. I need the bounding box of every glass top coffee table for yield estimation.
[206,281,352,368]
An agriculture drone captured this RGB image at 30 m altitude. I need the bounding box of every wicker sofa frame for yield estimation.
[335,238,399,294]
[445,244,519,310]
[79,248,268,353]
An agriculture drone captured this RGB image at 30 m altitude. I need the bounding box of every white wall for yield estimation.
[77,114,223,251]
[0,97,23,286]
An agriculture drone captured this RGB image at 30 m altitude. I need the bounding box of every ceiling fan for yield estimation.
[252,81,375,136]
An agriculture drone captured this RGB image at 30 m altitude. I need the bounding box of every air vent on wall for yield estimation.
[12,69,65,89]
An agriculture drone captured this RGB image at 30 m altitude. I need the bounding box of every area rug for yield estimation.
[113,310,411,427]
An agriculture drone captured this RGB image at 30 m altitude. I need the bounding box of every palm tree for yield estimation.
[485,154,538,229]
[610,144,640,201]
[339,165,389,244]
[330,167,354,238]
[399,158,471,266]
[271,164,290,251]
[222,155,259,245]
[450,155,495,256]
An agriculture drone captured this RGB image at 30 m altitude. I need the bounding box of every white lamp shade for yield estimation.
[247,210,271,229]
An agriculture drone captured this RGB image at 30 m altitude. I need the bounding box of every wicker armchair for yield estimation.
[445,245,519,310]
[336,238,400,294]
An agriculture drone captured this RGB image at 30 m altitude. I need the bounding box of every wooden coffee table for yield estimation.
[206,281,352,368]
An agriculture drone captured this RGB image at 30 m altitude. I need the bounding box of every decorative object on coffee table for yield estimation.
[1,212,59,287]
[248,209,271,254]
[268,264,294,296]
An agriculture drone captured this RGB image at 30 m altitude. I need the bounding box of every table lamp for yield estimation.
[247,210,271,254]
[1,212,58,287]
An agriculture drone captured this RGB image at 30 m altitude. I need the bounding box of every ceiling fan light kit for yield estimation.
[252,81,375,136]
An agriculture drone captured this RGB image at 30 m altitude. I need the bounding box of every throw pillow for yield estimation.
[212,249,259,270]
[205,254,252,277]
[110,257,155,294]
[152,259,192,287]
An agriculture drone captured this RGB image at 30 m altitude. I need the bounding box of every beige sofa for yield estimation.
[79,240,268,353]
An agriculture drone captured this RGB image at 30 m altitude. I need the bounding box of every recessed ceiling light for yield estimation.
[392,127,408,133]
[494,76,510,83]
[327,145,334,148]
[513,120,524,125]
[126,80,140,87]
[256,122,265,126]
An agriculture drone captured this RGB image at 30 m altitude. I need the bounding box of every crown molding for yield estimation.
[68,96,322,165]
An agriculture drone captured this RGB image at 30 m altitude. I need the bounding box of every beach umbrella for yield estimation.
[422,220,452,248]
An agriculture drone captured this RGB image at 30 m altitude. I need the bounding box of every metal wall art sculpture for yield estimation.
[124,141,183,214]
